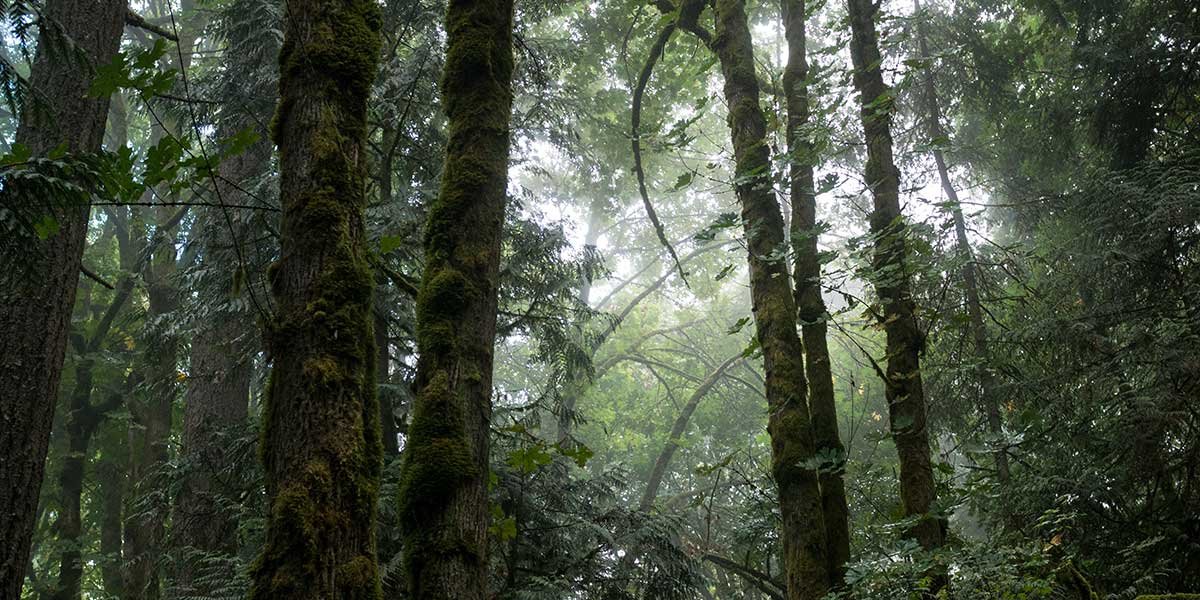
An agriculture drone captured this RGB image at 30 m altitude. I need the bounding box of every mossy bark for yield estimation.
[846,0,946,561]
[396,0,514,596]
[709,0,830,597]
[781,0,852,585]
[248,0,383,596]
[0,0,124,595]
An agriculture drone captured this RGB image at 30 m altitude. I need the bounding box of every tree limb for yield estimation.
[125,9,179,42]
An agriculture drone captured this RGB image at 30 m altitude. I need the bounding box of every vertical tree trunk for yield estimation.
[375,305,399,456]
[173,321,252,593]
[125,206,182,600]
[247,0,383,595]
[172,18,273,584]
[0,0,125,594]
[97,436,127,599]
[846,0,946,556]
[780,0,852,585]
[912,0,1009,485]
[396,0,514,595]
[709,0,830,597]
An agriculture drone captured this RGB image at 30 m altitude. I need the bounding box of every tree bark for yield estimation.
[172,16,273,585]
[172,320,252,592]
[912,0,1009,485]
[781,0,852,585]
[0,0,125,594]
[396,0,514,596]
[846,0,946,557]
[247,0,384,596]
[709,0,830,597]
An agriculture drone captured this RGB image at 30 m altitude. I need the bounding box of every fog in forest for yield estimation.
[0,0,1197,598]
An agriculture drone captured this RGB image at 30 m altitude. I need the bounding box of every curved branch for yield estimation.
[632,23,690,285]
[702,554,784,600]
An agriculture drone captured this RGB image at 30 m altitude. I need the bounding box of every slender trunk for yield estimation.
[375,303,399,456]
[640,355,741,511]
[173,321,252,593]
[247,0,383,595]
[48,363,103,600]
[556,196,605,443]
[172,18,273,584]
[912,0,1009,485]
[846,0,946,558]
[781,0,851,584]
[0,0,124,594]
[396,0,514,595]
[125,206,182,600]
[97,435,127,599]
[709,0,829,597]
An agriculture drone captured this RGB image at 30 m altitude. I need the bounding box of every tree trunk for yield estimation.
[247,0,383,596]
[396,0,514,595]
[173,320,252,592]
[0,0,124,594]
[375,304,399,456]
[846,0,946,557]
[172,17,273,584]
[97,435,127,599]
[640,355,741,510]
[912,0,1009,485]
[709,0,830,597]
[781,0,852,585]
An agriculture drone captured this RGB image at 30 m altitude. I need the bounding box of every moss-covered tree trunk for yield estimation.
[247,0,383,595]
[396,0,514,595]
[781,0,852,585]
[913,0,1009,486]
[0,0,124,594]
[846,0,946,557]
[709,0,830,597]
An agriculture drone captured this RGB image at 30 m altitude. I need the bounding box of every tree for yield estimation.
[846,0,945,558]
[0,0,125,595]
[396,0,515,595]
[912,0,1009,485]
[246,0,383,595]
[782,0,851,583]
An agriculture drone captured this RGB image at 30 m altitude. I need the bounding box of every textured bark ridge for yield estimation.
[248,0,384,596]
[781,0,852,585]
[0,0,125,595]
[846,0,946,557]
[709,0,830,597]
[396,0,514,595]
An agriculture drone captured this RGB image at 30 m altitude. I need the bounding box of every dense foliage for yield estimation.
[1,0,1197,597]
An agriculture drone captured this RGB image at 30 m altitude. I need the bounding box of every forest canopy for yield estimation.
[0,0,1197,597]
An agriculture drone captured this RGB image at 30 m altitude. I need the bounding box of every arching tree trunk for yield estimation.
[709,0,830,596]
[247,0,384,595]
[640,355,741,510]
[0,0,125,594]
[781,0,851,584]
[846,0,946,558]
[396,0,514,595]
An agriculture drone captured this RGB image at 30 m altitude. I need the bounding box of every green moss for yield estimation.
[1134,596,1200,600]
